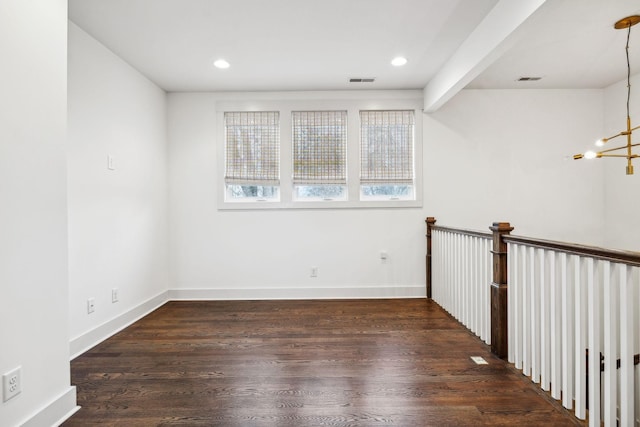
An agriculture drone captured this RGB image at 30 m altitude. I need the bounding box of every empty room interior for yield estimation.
[2,0,640,425]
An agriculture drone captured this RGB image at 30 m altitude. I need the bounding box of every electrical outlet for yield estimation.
[107,155,116,170]
[3,367,21,402]
[87,298,95,314]
[310,267,318,277]
[380,251,388,262]
[112,288,119,303]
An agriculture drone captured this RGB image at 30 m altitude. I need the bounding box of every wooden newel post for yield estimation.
[425,217,436,299]
[489,221,513,359]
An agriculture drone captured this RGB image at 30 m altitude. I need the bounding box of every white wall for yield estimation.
[602,73,640,251]
[168,92,426,299]
[424,89,606,245]
[0,1,77,426]
[167,89,606,299]
[67,23,170,357]
[0,5,618,425]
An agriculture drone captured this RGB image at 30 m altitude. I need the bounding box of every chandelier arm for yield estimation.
[601,132,627,142]
[598,141,640,154]
[598,154,640,158]
[600,123,639,143]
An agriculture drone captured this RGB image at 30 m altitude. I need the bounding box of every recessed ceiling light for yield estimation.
[213,59,230,69]
[391,56,408,67]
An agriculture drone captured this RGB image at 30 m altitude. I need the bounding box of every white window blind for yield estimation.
[292,111,347,185]
[360,110,414,185]
[224,111,280,185]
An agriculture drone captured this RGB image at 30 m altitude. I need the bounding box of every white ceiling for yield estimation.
[68,0,640,96]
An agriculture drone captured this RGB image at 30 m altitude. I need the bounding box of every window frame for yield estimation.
[223,111,281,203]
[291,110,348,202]
[359,110,416,201]
[216,96,423,210]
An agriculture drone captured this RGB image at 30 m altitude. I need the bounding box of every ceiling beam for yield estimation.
[423,0,547,113]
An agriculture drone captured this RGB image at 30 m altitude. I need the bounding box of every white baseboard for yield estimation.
[20,386,78,427]
[169,285,426,301]
[69,291,169,360]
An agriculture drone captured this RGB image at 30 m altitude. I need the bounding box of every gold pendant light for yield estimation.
[574,15,640,175]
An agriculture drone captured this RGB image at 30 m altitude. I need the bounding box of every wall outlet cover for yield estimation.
[3,366,21,402]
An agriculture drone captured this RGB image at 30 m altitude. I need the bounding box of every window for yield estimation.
[359,110,415,200]
[224,111,280,201]
[217,97,422,210]
[292,111,347,200]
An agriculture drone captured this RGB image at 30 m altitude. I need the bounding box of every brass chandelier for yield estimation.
[574,15,640,175]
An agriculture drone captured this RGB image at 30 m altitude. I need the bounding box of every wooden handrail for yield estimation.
[503,234,640,267]
[430,224,492,239]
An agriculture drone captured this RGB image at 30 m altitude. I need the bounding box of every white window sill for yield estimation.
[218,199,423,210]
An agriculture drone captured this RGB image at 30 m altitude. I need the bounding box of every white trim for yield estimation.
[169,285,426,301]
[20,386,78,427]
[69,291,170,360]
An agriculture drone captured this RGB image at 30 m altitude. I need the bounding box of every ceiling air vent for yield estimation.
[349,78,376,83]
[517,76,542,81]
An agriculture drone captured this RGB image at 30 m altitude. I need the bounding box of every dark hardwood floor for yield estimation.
[63,299,582,426]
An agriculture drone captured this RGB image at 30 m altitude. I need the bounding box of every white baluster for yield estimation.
[508,242,516,364]
[453,233,459,320]
[468,236,474,332]
[549,251,561,400]
[587,257,600,426]
[560,252,574,410]
[540,248,550,391]
[444,231,450,313]
[433,230,439,303]
[460,235,473,332]
[432,230,437,303]
[437,231,443,304]
[522,244,531,377]
[618,264,633,427]
[575,256,587,420]
[513,243,522,370]
[476,237,481,338]
[458,233,464,322]
[531,246,541,384]
[602,261,616,426]
[455,233,461,320]
[440,230,445,306]
[473,237,479,338]
[444,231,450,312]
[484,238,491,345]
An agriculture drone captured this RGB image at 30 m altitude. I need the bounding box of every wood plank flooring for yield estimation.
[63,299,582,426]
